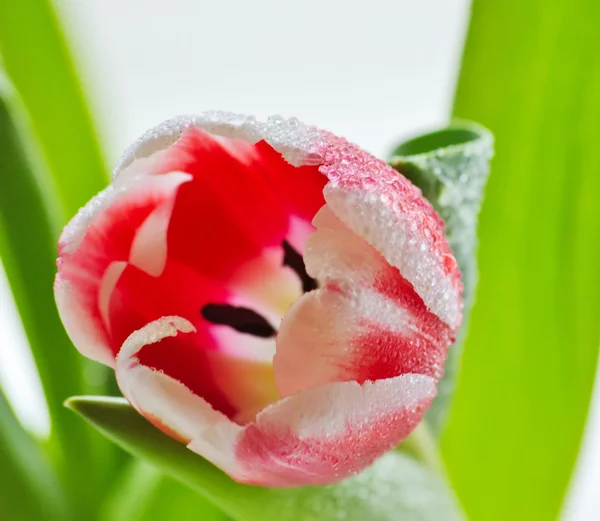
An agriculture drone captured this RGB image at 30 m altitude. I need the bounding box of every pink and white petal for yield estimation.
[311,203,346,231]
[129,197,177,277]
[55,172,192,363]
[274,221,453,398]
[55,275,115,367]
[305,215,387,286]
[275,286,399,397]
[59,172,192,257]
[231,374,436,486]
[114,145,174,184]
[107,260,260,420]
[322,184,462,328]
[115,316,244,475]
[98,261,128,333]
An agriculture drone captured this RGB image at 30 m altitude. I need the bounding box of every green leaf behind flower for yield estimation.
[67,396,465,521]
[0,0,109,220]
[0,390,69,521]
[0,77,115,518]
[442,1,600,520]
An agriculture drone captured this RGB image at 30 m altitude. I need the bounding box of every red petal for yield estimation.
[232,373,435,486]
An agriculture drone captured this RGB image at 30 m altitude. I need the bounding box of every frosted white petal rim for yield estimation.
[114,112,325,177]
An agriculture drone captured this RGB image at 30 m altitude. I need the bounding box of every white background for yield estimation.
[0,0,598,519]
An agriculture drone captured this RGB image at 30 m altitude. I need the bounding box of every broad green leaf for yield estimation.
[100,462,228,521]
[442,2,600,521]
[0,80,115,516]
[389,124,493,434]
[0,0,108,220]
[0,390,70,520]
[68,396,465,521]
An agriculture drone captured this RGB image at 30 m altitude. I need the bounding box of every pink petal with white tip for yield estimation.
[274,207,454,397]
[55,276,115,367]
[55,172,191,365]
[231,373,435,486]
[115,316,243,462]
[116,315,435,486]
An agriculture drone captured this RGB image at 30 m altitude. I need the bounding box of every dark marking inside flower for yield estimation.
[282,240,318,293]
[201,304,276,338]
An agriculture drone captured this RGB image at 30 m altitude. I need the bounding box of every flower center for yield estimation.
[201,304,277,338]
[282,240,319,293]
[200,240,317,339]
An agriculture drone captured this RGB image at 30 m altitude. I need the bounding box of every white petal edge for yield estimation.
[55,276,115,367]
[98,261,128,332]
[115,316,244,477]
[60,171,192,256]
[253,373,435,440]
[324,185,461,328]
[217,373,436,486]
[113,112,325,178]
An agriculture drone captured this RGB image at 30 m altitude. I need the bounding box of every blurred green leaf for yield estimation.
[0,390,70,521]
[389,123,493,434]
[0,0,128,511]
[442,1,600,520]
[68,396,465,521]
[0,0,108,220]
[0,80,114,516]
[100,462,229,521]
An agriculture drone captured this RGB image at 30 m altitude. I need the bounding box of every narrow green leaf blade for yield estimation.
[389,124,493,433]
[442,1,600,520]
[67,396,465,521]
[0,391,70,521]
[0,81,114,515]
[0,0,108,219]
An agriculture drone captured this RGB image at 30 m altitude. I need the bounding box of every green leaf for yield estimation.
[0,0,108,220]
[0,79,114,516]
[389,124,493,434]
[442,1,600,520]
[67,396,465,521]
[0,0,128,507]
[100,462,229,521]
[0,390,70,520]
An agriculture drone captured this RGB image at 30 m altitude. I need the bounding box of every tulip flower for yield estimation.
[55,112,462,487]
